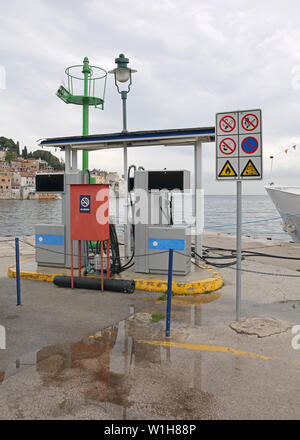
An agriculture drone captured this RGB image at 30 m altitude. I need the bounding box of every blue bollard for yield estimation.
[15,238,22,306]
[166,248,174,337]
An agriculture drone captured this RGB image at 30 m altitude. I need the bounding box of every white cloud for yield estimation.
[1,0,300,194]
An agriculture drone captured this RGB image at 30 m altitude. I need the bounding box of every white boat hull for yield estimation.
[265,185,300,243]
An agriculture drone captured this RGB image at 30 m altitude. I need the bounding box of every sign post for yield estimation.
[216,109,262,320]
[236,180,242,320]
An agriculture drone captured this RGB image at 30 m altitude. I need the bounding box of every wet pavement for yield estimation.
[1,286,300,419]
[1,233,300,419]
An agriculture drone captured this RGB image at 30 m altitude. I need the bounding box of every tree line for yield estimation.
[0,137,64,171]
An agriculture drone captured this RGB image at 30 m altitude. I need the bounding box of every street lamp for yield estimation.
[108,53,137,132]
[109,53,137,257]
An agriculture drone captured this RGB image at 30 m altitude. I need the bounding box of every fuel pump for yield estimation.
[132,169,191,275]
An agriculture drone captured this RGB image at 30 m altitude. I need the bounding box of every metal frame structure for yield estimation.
[56,57,108,171]
[39,126,215,259]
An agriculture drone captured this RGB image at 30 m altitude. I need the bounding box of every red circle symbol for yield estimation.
[219,115,236,133]
[241,114,259,131]
[219,137,237,155]
[241,136,259,154]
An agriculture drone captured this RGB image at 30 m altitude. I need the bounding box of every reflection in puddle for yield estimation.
[0,303,219,419]
[144,291,222,307]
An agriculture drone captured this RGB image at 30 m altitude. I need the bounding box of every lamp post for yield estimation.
[109,54,137,258]
[108,53,137,132]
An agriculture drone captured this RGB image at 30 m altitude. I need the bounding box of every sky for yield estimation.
[1,0,300,194]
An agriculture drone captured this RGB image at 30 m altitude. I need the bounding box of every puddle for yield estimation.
[0,304,220,419]
[1,292,295,419]
[145,290,222,306]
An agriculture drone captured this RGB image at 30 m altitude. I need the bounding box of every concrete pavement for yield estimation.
[0,233,300,419]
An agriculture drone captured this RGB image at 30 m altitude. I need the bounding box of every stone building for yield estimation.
[0,169,11,199]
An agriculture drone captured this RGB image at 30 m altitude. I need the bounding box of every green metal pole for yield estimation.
[121,90,130,255]
[121,90,128,132]
[82,57,90,171]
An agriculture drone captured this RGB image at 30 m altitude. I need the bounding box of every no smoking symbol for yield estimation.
[241,114,259,131]
[219,115,236,133]
[81,197,90,207]
[219,138,237,155]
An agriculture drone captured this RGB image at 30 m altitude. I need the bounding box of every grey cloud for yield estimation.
[1,0,300,194]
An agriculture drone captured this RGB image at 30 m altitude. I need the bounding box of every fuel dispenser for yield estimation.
[70,184,109,290]
[132,169,191,275]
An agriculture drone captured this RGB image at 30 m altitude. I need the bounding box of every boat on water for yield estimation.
[265,184,300,243]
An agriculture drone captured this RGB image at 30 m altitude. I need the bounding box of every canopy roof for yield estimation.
[39,126,215,151]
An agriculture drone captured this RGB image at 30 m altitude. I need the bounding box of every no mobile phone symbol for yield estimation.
[241,114,259,131]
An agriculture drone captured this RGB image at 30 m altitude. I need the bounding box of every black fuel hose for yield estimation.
[53,275,135,293]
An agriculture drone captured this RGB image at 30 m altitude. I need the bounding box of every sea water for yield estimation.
[0,195,288,242]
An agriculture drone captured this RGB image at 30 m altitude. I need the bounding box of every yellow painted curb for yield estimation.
[128,260,223,295]
[8,267,58,282]
[127,274,223,295]
[8,262,223,296]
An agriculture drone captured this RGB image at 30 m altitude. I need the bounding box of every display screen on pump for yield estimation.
[36,173,64,192]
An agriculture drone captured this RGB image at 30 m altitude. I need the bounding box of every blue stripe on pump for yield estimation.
[148,238,185,251]
[35,234,64,246]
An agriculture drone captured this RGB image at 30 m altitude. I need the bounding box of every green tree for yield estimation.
[0,137,19,155]
[5,150,17,163]
[22,146,28,158]
[32,150,64,171]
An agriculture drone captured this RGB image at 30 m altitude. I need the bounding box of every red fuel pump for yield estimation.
[70,184,109,290]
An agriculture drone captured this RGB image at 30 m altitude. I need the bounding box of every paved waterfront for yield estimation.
[0,233,300,419]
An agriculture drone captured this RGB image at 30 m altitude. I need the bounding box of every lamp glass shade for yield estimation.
[115,68,130,83]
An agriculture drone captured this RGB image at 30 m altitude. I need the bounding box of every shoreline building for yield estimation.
[91,169,125,198]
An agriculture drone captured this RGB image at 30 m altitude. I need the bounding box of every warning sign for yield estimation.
[241,160,260,176]
[218,160,237,177]
[216,109,262,181]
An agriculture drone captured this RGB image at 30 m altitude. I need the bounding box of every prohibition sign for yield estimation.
[241,136,259,154]
[81,197,90,208]
[219,115,236,133]
[219,137,237,155]
[241,113,259,131]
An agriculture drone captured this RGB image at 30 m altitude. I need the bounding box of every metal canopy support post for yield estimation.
[123,144,130,258]
[72,149,78,172]
[194,139,203,260]
[236,180,242,321]
[65,147,71,173]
